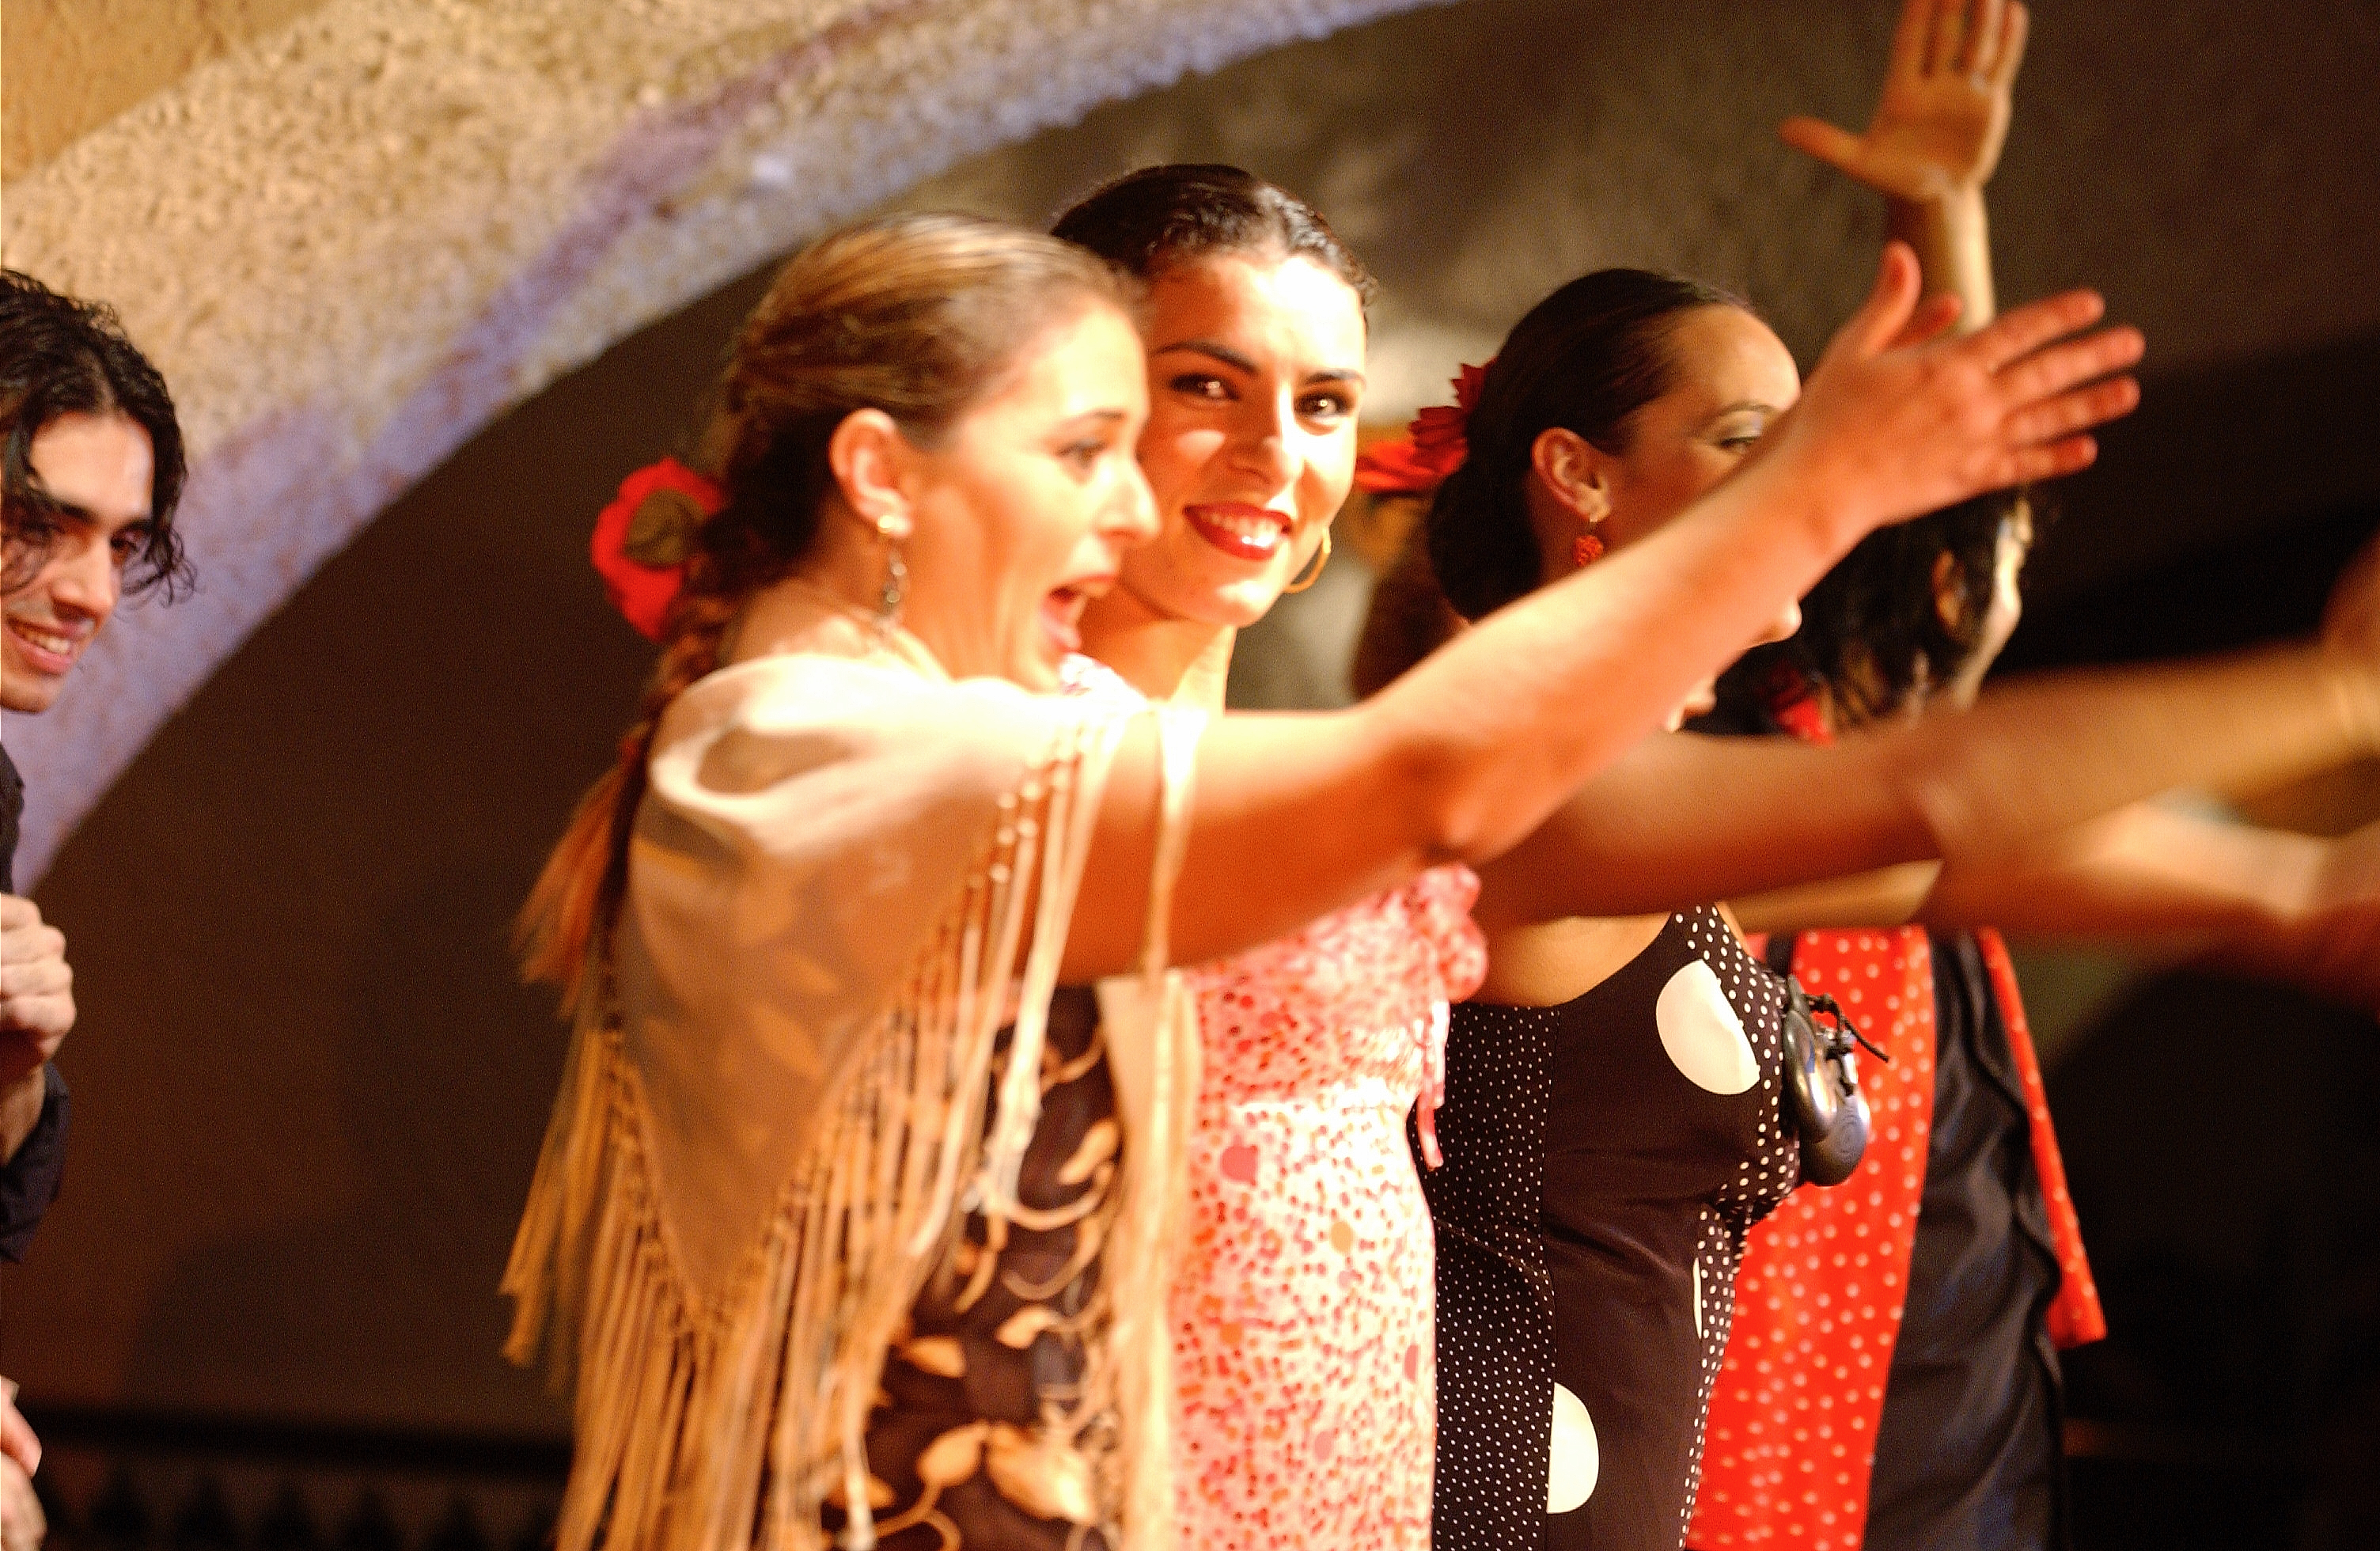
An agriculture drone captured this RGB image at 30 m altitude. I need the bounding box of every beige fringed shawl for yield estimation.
[504,597,1202,1551]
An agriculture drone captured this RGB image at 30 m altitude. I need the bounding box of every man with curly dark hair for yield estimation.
[0,268,188,1545]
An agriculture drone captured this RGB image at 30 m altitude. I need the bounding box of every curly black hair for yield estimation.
[1,268,190,600]
[1711,488,2036,732]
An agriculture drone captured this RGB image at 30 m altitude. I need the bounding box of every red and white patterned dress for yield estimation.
[1173,868,1488,1549]
[1058,654,1487,1545]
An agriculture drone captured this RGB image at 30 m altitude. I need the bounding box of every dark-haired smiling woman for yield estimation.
[504,207,2149,1551]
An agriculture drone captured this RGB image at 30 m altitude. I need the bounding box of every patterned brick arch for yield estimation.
[2,0,1438,882]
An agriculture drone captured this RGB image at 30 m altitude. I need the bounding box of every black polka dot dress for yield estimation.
[1423,906,1798,1551]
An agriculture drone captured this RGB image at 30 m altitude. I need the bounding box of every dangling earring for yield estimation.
[874,515,907,638]
[1573,528,1606,568]
[1281,528,1332,594]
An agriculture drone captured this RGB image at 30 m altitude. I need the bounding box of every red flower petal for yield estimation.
[590,457,721,641]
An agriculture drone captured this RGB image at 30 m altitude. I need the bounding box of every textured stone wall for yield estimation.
[2,0,331,179]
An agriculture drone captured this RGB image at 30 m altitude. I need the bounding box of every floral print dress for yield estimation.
[1060,651,1488,1549]
[1173,867,1488,1549]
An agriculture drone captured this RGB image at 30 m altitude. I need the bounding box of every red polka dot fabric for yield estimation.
[1685,927,2106,1549]
[1686,927,1938,1549]
[1973,928,2105,1350]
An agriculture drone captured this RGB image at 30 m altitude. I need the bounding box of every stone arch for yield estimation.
[2,0,1436,880]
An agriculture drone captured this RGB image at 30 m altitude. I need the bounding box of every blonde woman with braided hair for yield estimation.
[506,207,2150,1551]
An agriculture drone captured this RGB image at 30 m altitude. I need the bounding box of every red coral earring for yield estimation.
[1573,531,1606,568]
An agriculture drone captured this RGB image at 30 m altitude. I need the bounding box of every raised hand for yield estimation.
[1782,0,2029,203]
[1764,243,2141,536]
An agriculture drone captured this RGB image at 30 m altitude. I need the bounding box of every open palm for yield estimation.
[1783,0,2029,201]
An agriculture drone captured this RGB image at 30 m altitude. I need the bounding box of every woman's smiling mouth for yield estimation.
[1183,502,1293,563]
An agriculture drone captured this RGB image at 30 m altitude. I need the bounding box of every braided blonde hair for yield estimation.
[518,213,1131,1017]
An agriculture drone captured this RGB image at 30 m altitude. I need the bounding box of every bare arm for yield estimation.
[1785,0,2029,332]
[1919,803,2350,932]
[1734,802,2348,934]
[1733,806,2380,1018]
[1472,642,2380,931]
[1935,807,2380,1014]
[1062,249,2145,977]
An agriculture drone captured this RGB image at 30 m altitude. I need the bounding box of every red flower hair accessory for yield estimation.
[591,457,722,640]
[1353,360,1492,496]
[1759,660,1834,745]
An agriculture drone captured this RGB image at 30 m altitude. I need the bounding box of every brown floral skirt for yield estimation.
[822,987,1119,1551]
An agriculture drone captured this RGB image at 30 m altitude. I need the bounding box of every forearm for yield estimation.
[1482,645,2377,929]
[1733,861,1946,934]
[1889,186,1995,330]
[1074,460,1855,974]
[1900,644,2380,863]
[1917,803,2326,938]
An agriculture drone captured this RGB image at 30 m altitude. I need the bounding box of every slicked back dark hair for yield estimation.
[1052,163,1374,305]
[0,269,190,599]
[1427,268,1746,621]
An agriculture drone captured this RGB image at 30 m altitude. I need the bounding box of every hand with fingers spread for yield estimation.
[0,897,71,1092]
[1759,242,2142,537]
[1783,0,2030,203]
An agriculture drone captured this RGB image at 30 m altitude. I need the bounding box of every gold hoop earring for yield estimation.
[1280,529,1332,595]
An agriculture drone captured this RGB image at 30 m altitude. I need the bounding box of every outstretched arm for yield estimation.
[1733,801,2361,934]
[1063,252,2143,976]
[1738,539,2380,1010]
[1734,807,2380,1017]
[1472,642,2380,931]
[1784,0,2029,331]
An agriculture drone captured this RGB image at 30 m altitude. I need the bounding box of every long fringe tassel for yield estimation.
[1102,707,1202,1550]
[503,714,1173,1551]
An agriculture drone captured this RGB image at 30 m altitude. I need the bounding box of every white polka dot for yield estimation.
[1548,1382,1600,1512]
[1656,959,1760,1094]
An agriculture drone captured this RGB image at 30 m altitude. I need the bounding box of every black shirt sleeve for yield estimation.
[0,1062,70,1263]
